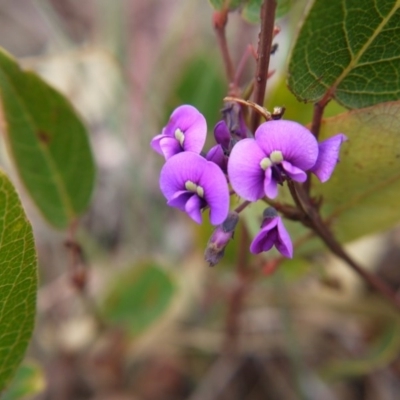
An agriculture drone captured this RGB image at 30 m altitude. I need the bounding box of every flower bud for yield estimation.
[213,120,231,150]
[204,212,239,267]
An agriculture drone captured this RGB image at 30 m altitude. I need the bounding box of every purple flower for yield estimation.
[159,152,229,225]
[151,105,207,160]
[228,120,346,200]
[204,212,239,266]
[250,208,292,258]
[205,121,230,172]
[206,144,228,172]
[311,134,347,182]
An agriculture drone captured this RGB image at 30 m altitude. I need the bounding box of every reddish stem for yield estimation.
[213,10,235,84]
[250,0,277,132]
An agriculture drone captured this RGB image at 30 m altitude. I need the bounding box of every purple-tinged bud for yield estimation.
[213,121,231,150]
[262,207,279,219]
[204,212,239,267]
[222,102,249,140]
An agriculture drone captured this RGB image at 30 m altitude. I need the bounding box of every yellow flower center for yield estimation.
[260,150,283,170]
[185,180,204,197]
[174,128,185,146]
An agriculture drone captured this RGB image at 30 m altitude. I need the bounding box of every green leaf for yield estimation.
[2,362,45,400]
[241,0,292,23]
[208,0,292,20]
[103,262,176,336]
[313,101,400,243]
[321,321,400,380]
[0,48,95,229]
[266,76,347,126]
[0,170,37,392]
[288,0,400,109]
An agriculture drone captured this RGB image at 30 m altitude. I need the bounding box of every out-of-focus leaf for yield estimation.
[288,0,400,109]
[103,262,176,336]
[321,321,400,380]
[0,48,95,229]
[279,257,311,281]
[208,0,243,10]
[241,0,292,22]
[208,0,292,20]
[314,101,400,243]
[2,362,45,400]
[167,54,226,131]
[266,77,347,126]
[0,170,37,391]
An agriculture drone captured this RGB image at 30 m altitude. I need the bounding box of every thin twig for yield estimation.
[213,10,235,84]
[250,0,277,132]
[292,182,400,311]
[234,200,251,214]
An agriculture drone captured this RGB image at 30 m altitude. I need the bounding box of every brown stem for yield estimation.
[223,0,277,354]
[292,182,400,311]
[65,220,108,330]
[234,200,251,214]
[250,0,277,132]
[223,222,252,352]
[213,10,235,84]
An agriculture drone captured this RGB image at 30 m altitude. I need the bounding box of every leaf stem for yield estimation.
[250,0,277,132]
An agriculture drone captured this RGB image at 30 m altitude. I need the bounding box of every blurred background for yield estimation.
[1,0,400,399]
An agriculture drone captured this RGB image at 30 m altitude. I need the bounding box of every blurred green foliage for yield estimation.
[103,262,176,336]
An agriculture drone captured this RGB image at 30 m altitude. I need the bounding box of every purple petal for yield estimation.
[250,219,279,254]
[255,120,318,171]
[185,195,203,224]
[158,136,183,160]
[311,134,347,182]
[206,144,227,171]
[150,133,164,155]
[167,190,192,211]
[200,161,230,225]
[164,105,207,154]
[160,152,207,200]
[228,139,266,201]
[275,218,293,258]
[281,160,307,182]
[263,168,278,198]
[213,121,231,149]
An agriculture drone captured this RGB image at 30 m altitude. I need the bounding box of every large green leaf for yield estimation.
[288,0,400,109]
[103,262,176,336]
[0,48,95,229]
[313,101,400,243]
[0,170,37,392]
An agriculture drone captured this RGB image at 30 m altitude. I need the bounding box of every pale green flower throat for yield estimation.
[260,150,283,170]
[185,180,204,197]
[175,128,185,146]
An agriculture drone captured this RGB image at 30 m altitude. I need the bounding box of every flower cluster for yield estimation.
[151,104,346,265]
